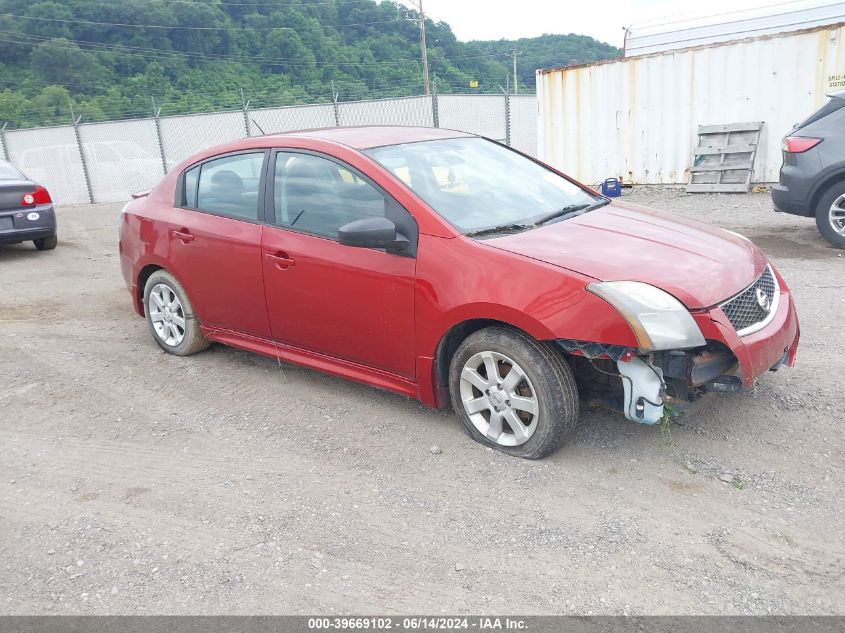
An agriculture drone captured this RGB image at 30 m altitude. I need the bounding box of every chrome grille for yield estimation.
[719,267,778,335]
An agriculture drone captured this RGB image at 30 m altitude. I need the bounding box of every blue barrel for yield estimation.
[601,177,621,197]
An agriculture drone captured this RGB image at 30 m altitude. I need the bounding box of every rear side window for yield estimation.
[184,165,199,208]
[796,97,845,130]
[195,152,264,221]
[0,162,24,180]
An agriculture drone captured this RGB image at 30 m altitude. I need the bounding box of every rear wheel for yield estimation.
[815,182,845,249]
[33,234,57,250]
[143,270,210,356]
[448,326,579,459]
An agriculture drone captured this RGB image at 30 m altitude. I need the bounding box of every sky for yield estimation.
[405,0,799,47]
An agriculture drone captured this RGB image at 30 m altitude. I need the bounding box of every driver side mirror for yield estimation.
[338,217,409,253]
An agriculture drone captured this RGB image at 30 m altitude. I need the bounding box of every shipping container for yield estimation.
[625,0,845,57]
[537,23,845,186]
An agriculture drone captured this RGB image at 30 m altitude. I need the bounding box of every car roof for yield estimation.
[263,125,475,150]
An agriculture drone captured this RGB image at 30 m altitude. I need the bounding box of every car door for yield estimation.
[166,150,272,339]
[261,150,417,378]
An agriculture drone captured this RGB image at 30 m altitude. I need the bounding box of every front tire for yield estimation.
[448,326,579,459]
[815,182,845,249]
[34,234,57,250]
[143,270,210,356]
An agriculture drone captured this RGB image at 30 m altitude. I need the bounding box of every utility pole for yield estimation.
[510,49,522,95]
[404,1,431,95]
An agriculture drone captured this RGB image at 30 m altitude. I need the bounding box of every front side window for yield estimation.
[195,152,264,221]
[366,137,601,235]
[272,152,386,240]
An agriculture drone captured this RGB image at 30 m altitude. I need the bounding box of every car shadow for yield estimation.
[0,242,45,262]
[134,323,763,464]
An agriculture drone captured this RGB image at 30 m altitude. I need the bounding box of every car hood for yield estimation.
[485,200,768,309]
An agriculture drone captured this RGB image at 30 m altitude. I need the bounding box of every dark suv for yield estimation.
[772,90,845,248]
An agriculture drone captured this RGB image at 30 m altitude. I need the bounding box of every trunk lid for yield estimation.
[0,180,35,211]
[485,200,767,309]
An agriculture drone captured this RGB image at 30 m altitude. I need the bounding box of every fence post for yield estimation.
[241,88,252,137]
[504,90,511,147]
[331,81,341,127]
[0,122,8,161]
[70,106,94,204]
[431,74,439,128]
[151,97,168,175]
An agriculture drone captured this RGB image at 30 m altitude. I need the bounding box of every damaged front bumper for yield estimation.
[558,282,800,425]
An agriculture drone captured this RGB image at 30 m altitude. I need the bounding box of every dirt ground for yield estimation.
[1,189,843,615]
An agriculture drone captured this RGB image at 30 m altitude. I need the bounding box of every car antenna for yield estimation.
[251,119,266,135]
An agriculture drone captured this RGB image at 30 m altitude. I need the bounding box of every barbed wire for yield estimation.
[3,84,533,130]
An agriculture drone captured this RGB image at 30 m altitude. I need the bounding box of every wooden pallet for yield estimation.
[686,122,762,193]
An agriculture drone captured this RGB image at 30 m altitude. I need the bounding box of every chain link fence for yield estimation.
[1,93,537,205]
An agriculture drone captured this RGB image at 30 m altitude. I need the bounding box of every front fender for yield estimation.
[413,233,640,407]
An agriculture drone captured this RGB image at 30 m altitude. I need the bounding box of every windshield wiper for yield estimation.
[464,223,533,238]
[534,200,609,226]
[465,199,609,238]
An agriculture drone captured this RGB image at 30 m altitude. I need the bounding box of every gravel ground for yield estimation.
[1,188,843,615]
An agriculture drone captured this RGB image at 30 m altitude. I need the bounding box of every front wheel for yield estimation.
[815,182,845,249]
[448,326,579,459]
[143,270,210,356]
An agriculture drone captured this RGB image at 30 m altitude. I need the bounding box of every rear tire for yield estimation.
[815,181,845,249]
[33,234,57,250]
[448,326,579,459]
[143,270,210,356]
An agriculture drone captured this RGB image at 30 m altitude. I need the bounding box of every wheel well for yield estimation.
[810,172,845,217]
[136,264,164,313]
[434,319,522,407]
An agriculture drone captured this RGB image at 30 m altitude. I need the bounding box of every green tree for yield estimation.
[0,0,620,127]
[29,39,112,93]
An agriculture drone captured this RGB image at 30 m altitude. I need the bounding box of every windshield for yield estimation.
[365,137,601,234]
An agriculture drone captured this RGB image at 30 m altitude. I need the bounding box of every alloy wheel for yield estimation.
[148,283,186,347]
[829,194,845,236]
[458,350,539,447]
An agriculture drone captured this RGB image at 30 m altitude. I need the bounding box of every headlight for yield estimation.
[587,281,706,351]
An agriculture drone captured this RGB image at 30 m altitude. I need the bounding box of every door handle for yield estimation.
[264,251,295,269]
[171,229,194,243]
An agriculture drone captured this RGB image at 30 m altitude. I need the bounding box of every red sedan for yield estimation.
[119,126,800,459]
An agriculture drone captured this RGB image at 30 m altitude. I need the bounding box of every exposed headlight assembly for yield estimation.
[587,281,706,351]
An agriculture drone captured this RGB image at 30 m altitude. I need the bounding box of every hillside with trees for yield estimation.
[0,0,620,128]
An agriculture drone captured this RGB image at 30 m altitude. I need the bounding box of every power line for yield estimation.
[0,30,427,67]
[0,12,408,31]
[0,28,509,69]
[156,0,383,6]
